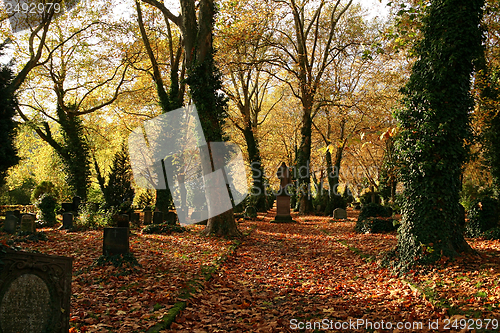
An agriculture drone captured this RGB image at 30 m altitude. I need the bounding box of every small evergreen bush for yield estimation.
[36,194,58,226]
[465,197,499,237]
[356,203,394,233]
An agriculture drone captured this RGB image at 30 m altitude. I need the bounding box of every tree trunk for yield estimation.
[297,105,313,214]
[395,0,482,268]
[243,122,266,211]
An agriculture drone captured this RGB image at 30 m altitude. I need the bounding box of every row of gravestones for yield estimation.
[3,211,37,234]
[0,211,179,333]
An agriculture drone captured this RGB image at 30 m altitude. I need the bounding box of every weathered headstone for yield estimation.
[165,211,177,225]
[130,212,140,226]
[272,162,294,223]
[61,203,73,213]
[153,211,163,224]
[3,212,17,234]
[72,196,81,213]
[62,213,73,230]
[333,208,347,219]
[117,214,130,228]
[0,250,72,333]
[103,227,129,256]
[20,214,36,233]
[143,210,152,225]
[13,210,21,224]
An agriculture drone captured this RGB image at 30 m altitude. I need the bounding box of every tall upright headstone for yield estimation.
[0,250,72,333]
[153,211,163,224]
[272,162,294,223]
[117,214,130,228]
[3,212,17,234]
[143,210,152,225]
[61,213,73,230]
[72,196,82,213]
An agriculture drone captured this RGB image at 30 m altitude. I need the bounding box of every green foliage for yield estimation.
[7,231,48,244]
[57,105,91,201]
[142,223,186,235]
[36,194,58,227]
[136,190,155,211]
[465,197,499,237]
[75,203,108,230]
[393,0,484,267]
[103,143,135,209]
[356,217,399,234]
[95,252,141,268]
[460,181,494,212]
[31,180,57,202]
[358,203,393,222]
[1,177,36,204]
[482,226,500,240]
[360,191,381,205]
[0,43,19,187]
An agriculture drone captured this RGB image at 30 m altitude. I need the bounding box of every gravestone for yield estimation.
[117,214,130,228]
[103,227,129,256]
[13,210,21,224]
[3,212,17,234]
[61,203,73,213]
[0,250,72,333]
[130,212,140,226]
[20,214,36,233]
[143,211,152,225]
[165,211,177,225]
[272,162,294,223]
[333,208,347,219]
[62,213,73,230]
[153,211,163,224]
[72,196,81,213]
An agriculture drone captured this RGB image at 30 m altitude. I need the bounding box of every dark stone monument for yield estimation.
[116,214,130,228]
[3,212,17,234]
[153,211,163,224]
[72,196,81,213]
[13,210,21,224]
[143,211,152,225]
[191,211,208,225]
[20,214,36,233]
[103,227,129,256]
[61,203,73,213]
[333,208,347,219]
[62,213,73,230]
[165,211,177,225]
[272,162,294,223]
[130,212,140,226]
[0,250,72,333]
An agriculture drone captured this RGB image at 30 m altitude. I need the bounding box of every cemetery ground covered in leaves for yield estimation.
[1,209,500,332]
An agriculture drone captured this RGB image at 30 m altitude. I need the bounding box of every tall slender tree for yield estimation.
[394,0,484,268]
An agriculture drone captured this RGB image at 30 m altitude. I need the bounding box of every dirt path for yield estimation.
[172,211,438,332]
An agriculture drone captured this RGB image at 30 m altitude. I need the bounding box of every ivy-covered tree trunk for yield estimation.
[56,106,91,201]
[296,108,313,214]
[394,0,483,268]
[0,45,19,187]
[243,122,266,211]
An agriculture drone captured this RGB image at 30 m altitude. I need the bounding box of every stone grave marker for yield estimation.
[20,214,36,233]
[143,210,152,225]
[3,211,17,234]
[62,213,73,230]
[103,227,129,256]
[0,250,72,333]
[13,210,21,224]
[130,212,140,226]
[117,214,130,228]
[61,202,73,213]
[72,196,82,214]
[165,211,177,225]
[272,162,294,223]
[333,208,347,219]
[153,211,163,224]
